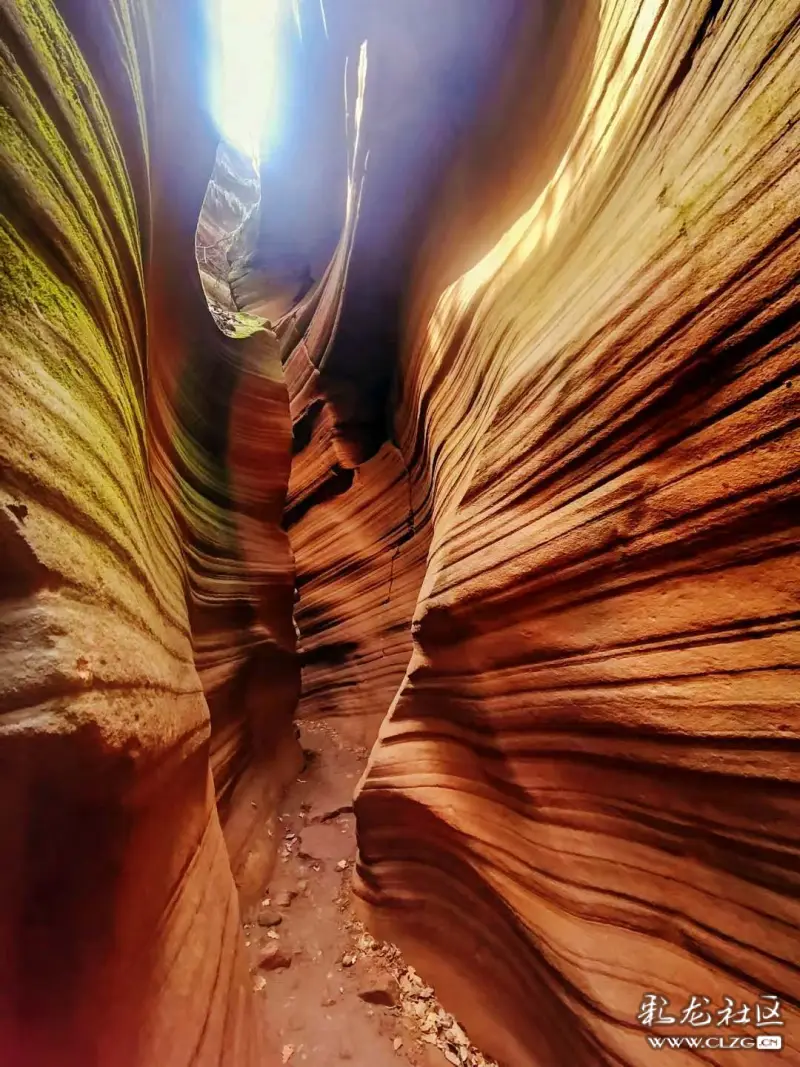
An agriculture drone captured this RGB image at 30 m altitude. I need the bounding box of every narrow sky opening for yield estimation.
[207,0,284,159]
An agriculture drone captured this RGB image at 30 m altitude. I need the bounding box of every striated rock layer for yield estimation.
[284,1,532,747]
[288,428,430,747]
[1,0,799,1065]
[0,1,303,1063]
[355,1,800,1065]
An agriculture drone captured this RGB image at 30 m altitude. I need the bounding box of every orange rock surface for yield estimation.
[354,2,800,1065]
[0,1,799,1066]
[0,1,290,1062]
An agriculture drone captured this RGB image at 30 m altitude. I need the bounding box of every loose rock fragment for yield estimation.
[385,953,499,1066]
[258,943,293,971]
[257,907,282,927]
[445,1023,469,1047]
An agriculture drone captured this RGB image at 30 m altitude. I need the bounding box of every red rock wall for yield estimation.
[355,2,800,1065]
[0,1,292,1063]
[2,1,799,1065]
[231,31,425,749]
[282,272,431,747]
[289,425,430,748]
[282,1,536,750]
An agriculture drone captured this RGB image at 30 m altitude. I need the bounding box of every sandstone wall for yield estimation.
[289,427,430,747]
[0,2,294,1063]
[1,1,798,1065]
[283,0,535,749]
[355,2,800,1065]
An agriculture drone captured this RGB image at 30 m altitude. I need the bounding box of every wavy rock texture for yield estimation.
[283,1,530,748]
[355,2,800,1066]
[288,422,430,747]
[0,1,299,1063]
[189,150,301,911]
[228,28,434,748]
[2,1,799,1066]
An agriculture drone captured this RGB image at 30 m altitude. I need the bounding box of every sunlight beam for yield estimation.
[208,0,284,159]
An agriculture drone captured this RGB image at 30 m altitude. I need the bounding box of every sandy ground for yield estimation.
[245,720,495,1067]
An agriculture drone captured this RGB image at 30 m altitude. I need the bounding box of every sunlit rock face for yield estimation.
[196,142,261,315]
[0,1,291,1063]
[276,0,526,745]
[1,1,799,1066]
[192,142,303,910]
[353,2,800,1066]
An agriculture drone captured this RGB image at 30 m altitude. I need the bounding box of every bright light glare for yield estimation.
[208,0,283,158]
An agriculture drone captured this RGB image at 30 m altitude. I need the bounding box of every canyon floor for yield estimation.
[245,720,496,1067]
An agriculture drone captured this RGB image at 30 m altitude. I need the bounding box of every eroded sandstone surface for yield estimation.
[0,1,798,1066]
[0,1,287,1063]
[352,4,800,1066]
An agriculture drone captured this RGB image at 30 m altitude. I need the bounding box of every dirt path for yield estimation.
[244,720,496,1067]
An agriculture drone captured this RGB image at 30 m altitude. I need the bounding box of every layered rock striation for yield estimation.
[0,1,298,1063]
[1,1,799,1066]
[354,1,800,1065]
[283,0,530,747]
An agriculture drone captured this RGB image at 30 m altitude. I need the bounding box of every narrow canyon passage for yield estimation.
[246,720,493,1067]
[0,2,799,1067]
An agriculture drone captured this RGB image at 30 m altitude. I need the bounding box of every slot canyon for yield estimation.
[0,0,799,1064]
